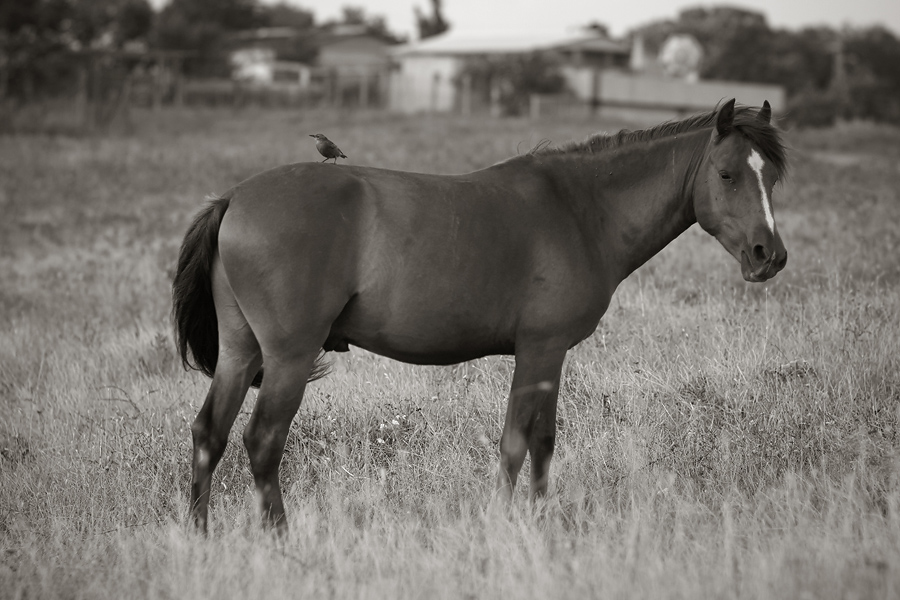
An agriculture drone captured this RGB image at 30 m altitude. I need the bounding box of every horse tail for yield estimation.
[172,195,230,383]
[172,195,331,388]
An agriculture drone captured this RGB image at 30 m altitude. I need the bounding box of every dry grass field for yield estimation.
[2,107,899,599]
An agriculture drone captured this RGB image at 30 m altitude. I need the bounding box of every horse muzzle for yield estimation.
[740,247,787,282]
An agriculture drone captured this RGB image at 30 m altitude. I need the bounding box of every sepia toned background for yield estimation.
[2,1,899,598]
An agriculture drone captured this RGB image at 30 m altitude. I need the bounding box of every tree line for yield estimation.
[2,1,898,124]
[0,0,407,94]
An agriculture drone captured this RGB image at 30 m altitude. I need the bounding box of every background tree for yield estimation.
[1,0,70,98]
[1,0,153,99]
[415,0,449,40]
[153,0,266,76]
[766,27,835,94]
[258,2,317,64]
[632,7,773,82]
[68,0,154,49]
[843,26,900,123]
[326,6,403,43]
[583,21,610,37]
[630,7,900,125]
[459,52,566,116]
[262,2,314,30]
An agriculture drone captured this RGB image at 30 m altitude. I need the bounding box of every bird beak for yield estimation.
[309,135,316,138]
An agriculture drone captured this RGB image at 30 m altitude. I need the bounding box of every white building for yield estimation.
[388,30,629,114]
[388,29,785,121]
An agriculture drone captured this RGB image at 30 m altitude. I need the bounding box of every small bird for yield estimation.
[309,133,347,164]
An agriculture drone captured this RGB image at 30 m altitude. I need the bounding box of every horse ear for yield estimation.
[757,100,772,124]
[716,99,736,136]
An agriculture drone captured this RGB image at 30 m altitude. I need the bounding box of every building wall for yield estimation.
[390,58,785,117]
[389,55,459,113]
[560,66,596,100]
[319,37,392,72]
[597,71,785,112]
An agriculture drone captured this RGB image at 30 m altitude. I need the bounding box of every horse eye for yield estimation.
[719,171,733,182]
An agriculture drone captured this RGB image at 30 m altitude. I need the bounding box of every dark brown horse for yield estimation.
[173,99,788,532]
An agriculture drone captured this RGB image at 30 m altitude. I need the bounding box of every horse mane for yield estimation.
[532,103,788,179]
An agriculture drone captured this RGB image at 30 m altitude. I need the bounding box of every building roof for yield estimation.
[231,26,394,48]
[233,27,302,41]
[391,30,629,56]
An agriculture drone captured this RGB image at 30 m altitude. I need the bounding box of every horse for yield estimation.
[173,99,788,533]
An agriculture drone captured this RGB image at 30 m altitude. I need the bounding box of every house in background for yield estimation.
[388,29,784,121]
[227,25,393,107]
[388,30,630,114]
[316,24,394,108]
[230,27,311,85]
[231,48,312,90]
[601,32,784,122]
[318,25,393,72]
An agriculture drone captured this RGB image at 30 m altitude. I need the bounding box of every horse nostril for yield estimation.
[752,244,770,264]
[775,251,787,271]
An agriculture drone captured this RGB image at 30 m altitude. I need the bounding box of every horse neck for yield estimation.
[548,128,709,283]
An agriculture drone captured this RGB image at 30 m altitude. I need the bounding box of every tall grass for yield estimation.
[1,108,899,599]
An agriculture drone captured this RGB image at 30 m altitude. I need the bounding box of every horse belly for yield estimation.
[326,271,520,364]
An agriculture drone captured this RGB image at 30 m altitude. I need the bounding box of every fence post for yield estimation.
[359,71,369,109]
[430,72,441,113]
[530,94,541,119]
[116,73,133,133]
[0,50,7,101]
[460,73,471,116]
[489,79,501,118]
[173,60,184,108]
[329,69,339,109]
[76,63,89,129]
[151,59,162,111]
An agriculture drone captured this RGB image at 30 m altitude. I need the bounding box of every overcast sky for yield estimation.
[269,0,899,39]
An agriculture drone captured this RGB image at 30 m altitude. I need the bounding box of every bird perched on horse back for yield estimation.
[310,134,347,164]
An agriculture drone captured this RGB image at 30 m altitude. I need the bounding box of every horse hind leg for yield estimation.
[189,260,262,533]
[242,347,323,532]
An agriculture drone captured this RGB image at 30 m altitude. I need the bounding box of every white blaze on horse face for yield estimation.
[747,149,775,234]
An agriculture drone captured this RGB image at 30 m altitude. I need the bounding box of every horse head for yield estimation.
[694,99,788,282]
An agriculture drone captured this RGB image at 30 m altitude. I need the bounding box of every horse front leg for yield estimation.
[495,340,568,503]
